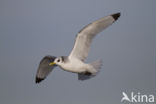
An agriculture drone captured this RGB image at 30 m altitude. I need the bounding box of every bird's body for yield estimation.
[59,57,88,73]
[57,56,99,74]
[35,13,121,83]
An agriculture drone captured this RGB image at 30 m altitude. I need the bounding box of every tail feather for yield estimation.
[78,60,102,81]
[91,59,103,74]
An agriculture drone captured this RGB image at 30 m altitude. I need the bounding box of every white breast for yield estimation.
[60,57,88,73]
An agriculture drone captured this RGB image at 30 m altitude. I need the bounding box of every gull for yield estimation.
[35,13,120,83]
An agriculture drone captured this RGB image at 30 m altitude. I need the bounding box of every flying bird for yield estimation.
[35,13,120,83]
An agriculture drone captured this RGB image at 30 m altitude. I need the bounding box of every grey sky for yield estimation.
[0,0,156,104]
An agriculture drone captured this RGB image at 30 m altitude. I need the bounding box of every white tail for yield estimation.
[78,60,102,80]
[91,59,103,74]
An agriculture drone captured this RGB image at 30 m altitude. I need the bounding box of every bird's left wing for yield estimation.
[69,13,120,61]
[35,56,57,83]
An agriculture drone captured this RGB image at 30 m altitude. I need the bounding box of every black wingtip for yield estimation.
[112,12,121,21]
[35,77,44,84]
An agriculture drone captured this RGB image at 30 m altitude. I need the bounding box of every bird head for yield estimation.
[49,56,64,66]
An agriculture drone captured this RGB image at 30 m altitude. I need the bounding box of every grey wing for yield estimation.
[69,13,120,61]
[35,56,57,83]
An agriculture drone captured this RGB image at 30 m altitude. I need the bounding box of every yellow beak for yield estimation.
[49,62,56,66]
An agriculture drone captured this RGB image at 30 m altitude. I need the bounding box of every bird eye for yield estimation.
[57,59,60,62]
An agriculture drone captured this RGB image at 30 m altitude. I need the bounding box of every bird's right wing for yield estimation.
[35,56,57,83]
[69,13,120,61]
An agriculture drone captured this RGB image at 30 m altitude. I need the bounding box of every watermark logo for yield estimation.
[121,92,155,103]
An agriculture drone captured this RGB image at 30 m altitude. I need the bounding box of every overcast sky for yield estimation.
[0,0,156,104]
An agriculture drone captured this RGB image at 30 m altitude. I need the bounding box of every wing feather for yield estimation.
[69,13,120,61]
[35,56,57,83]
